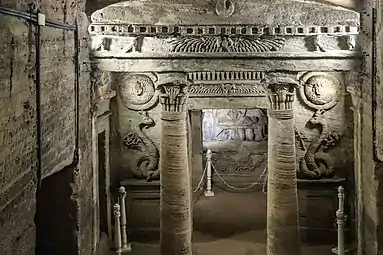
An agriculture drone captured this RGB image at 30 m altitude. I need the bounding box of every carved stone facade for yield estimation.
[88,0,359,254]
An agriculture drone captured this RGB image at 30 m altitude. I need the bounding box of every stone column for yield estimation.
[159,82,192,255]
[347,85,363,255]
[266,81,301,255]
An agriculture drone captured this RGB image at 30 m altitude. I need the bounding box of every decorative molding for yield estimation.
[189,84,266,97]
[298,72,343,111]
[170,36,285,53]
[188,71,265,82]
[89,24,359,37]
[118,73,159,111]
[158,84,188,112]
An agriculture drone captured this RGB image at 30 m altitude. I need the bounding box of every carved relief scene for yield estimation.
[202,109,268,188]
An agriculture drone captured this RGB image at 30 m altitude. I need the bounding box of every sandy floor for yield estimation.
[101,188,337,255]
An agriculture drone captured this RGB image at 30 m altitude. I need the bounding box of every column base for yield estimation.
[121,243,132,253]
[204,190,215,197]
[331,246,356,254]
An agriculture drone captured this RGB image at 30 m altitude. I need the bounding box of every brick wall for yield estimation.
[0,1,95,254]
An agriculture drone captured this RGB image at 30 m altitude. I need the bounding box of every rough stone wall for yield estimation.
[358,0,383,254]
[0,1,95,255]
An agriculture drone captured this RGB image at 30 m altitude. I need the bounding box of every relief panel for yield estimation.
[110,73,161,181]
[202,109,268,186]
[294,72,353,180]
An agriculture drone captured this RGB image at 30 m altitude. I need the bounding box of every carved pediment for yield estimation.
[91,0,359,27]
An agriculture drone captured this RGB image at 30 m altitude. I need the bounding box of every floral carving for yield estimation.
[189,84,265,96]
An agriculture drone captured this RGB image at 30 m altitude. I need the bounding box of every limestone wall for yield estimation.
[0,2,95,255]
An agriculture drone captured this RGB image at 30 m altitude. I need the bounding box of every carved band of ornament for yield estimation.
[170,36,285,53]
[268,109,294,120]
[188,84,266,97]
[188,71,265,82]
[267,84,296,111]
[88,24,359,37]
[158,84,188,112]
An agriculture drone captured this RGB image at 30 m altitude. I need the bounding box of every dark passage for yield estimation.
[35,166,77,255]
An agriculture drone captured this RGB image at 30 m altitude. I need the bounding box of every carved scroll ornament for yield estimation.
[170,36,285,53]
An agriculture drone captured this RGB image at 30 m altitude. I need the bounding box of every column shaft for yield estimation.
[160,84,192,255]
[267,84,301,255]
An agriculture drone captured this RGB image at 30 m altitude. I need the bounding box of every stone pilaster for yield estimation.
[159,83,192,255]
[347,85,363,255]
[266,82,301,255]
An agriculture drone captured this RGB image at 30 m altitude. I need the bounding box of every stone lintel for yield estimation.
[91,58,359,73]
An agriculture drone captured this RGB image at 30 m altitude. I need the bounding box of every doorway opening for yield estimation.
[191,108,269,248]
[35,166,77,255]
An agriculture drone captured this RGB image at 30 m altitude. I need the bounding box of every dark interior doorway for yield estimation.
[35,166,77,255]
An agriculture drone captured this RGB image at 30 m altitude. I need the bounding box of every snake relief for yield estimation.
[122,111,159,181]
[296,110,342,179]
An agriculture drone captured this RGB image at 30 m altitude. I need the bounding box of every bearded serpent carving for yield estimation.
[298,110,342,179]
[122,111,159,181]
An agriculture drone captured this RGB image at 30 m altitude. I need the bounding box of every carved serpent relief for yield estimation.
[122,111,159,181]
[170,36,285,53]
[296,110,342,179]
[119,73,159,111]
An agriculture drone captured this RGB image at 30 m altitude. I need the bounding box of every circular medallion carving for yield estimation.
[119,74,159,110]
[299,72,342,110]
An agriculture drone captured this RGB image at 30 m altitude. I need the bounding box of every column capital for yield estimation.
[346,85,362,113]
[267,79,298,119]
[158,83,189,112]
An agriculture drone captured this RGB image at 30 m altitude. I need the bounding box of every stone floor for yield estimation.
[101,187,338,255]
